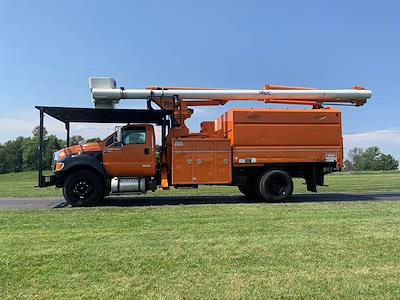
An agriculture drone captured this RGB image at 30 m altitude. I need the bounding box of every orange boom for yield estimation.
[37,78,371,206]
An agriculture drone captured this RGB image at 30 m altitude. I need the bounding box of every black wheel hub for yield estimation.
[72,180,94,199]
[267,176,287,196]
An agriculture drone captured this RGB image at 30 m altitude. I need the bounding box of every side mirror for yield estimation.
[116,126,123,144]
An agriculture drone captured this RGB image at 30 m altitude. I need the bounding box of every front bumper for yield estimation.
[38,174,58,187]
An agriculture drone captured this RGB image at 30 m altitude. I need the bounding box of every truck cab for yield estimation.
[102,124,156,177]
[51,124,157,206]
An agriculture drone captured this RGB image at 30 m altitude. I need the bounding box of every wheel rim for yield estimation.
[72,179,94,200]
[266,175,287,196]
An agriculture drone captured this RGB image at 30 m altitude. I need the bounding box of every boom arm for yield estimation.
[90,79,371,108]
[89,77,372,125]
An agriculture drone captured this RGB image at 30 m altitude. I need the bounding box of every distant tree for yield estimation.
[0,126,124,174]
[0,144,4,173]
[0,137,25,173]
[345,147,364,171]
[24,126,46,171]
[345,146,399,171]
[22,137,38,171]
[86,137,102,143]
[70,135,85,146]
[363,146,382,170]
[375,153,399,171]
[32,125,48,139]
[22,127,64,170]
[44,135,64,169]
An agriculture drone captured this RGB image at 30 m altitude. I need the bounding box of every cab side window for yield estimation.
[105,135,114,147]
[122,128,146,145]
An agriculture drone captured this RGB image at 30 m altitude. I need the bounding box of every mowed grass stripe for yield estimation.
[0,201,400,298]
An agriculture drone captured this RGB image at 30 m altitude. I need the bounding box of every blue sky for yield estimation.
[0,0,399,158]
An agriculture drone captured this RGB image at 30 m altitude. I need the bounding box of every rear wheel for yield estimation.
[256,170,293,202]
[63,170,104,207]
[238,185,258,199]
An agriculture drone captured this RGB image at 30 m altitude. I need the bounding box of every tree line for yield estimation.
[0,127,398,174]
[0,126,100,174]
[344,146,398,171]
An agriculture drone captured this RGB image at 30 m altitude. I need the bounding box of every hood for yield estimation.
[62,142,103,156]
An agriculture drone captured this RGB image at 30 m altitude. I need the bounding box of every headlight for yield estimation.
[53,151,59,162]
[52,150,66,172]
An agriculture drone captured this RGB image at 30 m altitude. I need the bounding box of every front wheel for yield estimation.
[63,170,105,207]
[256,170,293,202]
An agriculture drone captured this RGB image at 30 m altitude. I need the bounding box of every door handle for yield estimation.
[144,148,150,155]
[104,148,121,153]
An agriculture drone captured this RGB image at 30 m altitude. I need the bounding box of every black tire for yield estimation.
[63,170,105,207]
[238,185,259,199]
[256,170,293,202]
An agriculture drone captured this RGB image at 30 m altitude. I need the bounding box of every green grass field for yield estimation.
[1,171,399,298]
[1,201,400,299]
[0,170,399,197]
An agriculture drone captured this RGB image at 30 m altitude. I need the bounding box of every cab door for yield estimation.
[103,125,156,177]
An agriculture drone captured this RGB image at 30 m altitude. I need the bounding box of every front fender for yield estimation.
[55,153,107,185]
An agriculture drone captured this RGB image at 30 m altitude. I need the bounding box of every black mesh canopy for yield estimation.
[35,106,168,125]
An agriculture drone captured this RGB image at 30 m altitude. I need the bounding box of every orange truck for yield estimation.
[37,78,371,206]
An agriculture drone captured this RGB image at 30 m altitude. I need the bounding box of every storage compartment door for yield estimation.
[193,140,214,184]
[215,141,231,183]
[172,140,193,184]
